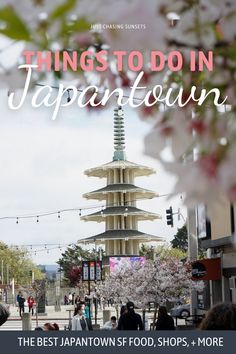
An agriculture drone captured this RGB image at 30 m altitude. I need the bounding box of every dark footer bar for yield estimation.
[0,331,232,354]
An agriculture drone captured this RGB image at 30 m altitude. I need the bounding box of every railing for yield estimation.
[185,315,205,327]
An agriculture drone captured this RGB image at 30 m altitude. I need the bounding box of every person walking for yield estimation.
[16,291,22,306]
[18,294,25,317]
[27,296,35,316]
[71,305,93,331]
[72,292,76,305]
[64,295,68,305]
[117,301,144,330]
[74,296,81,307]
[68,292,73,305]
[155,306,175,330]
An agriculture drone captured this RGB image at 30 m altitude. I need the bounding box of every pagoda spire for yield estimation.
[80,107,162,256]
[113,106,126,161]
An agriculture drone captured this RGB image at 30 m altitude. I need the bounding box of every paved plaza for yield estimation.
[0,304,185,331]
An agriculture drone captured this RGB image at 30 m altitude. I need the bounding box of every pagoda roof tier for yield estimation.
[81,206,161,222]
[78,229,163,243]
[83,183,157,201]
[84,160,155,178]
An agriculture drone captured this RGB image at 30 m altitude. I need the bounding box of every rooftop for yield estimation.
[78,229,163,243]
[81,206,161,222]
[84,159,155,178]
[83,183,157,200]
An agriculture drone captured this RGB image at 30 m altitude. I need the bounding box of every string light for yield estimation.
[9,241,101,257]
[10,242,73,256]
[0,193,179,224]
[28,245,69,256]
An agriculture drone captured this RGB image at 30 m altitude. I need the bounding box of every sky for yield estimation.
[0,38,186,265]
[0,89,186,265]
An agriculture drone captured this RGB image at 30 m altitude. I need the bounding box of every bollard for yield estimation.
[54,297,61,312]
[103,310,111,325]
[22,313,32,331]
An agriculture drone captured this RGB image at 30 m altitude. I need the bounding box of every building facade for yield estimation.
[196,196,236,306]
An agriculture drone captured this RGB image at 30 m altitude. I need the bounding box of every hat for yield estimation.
[126,301,134,310]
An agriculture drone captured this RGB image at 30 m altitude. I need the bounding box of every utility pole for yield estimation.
[1,260,3,285]
[7,265,9,285]
[6,264,9,304]
[55,272,61,312]
[187,207,198,317]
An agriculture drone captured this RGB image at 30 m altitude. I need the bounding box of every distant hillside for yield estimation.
[37,264,59,280]
[38,264,59,271]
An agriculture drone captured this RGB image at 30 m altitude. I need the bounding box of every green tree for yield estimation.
[155,244,187,260]
[171,225,188,252]
[139,244,155,259]
[57,243,102,286]
[140,243,187,260]
[0,241,43,286]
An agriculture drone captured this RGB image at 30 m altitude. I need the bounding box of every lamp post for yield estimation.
[6,265,9,286]
[187,207,198,318]
[6,264,9,304]
[82,260,102,324]
[55,272,61,312]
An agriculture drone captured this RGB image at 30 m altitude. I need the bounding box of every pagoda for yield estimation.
[80,107,162,256]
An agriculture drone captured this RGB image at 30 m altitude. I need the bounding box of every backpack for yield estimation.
[0,303,10,326]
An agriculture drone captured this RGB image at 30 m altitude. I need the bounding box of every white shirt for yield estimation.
[71,315,89,331]
[102,321,117,330]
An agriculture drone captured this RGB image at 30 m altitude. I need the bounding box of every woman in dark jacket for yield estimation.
[155,306,175,330]
[117,302,144,330]
[18,295,25,318]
